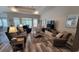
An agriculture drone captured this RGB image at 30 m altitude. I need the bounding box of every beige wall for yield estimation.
[41,6,79,38]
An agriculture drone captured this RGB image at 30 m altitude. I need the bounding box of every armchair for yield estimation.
[53,31,72,47]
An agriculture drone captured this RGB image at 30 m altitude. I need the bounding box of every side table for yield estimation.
[11,37,25,52]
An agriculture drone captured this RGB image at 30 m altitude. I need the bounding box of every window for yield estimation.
[0,19,2,27]
[22,18,32,28]
[33,18,38,27]
[0,17,8,31]
[13,17,20,27]
[13,17,38,28]
[2,18,8,27]
[0,18,8,27]
[42,19,47,28]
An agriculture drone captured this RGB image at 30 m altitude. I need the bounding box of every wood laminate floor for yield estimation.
[0,33,71,52]
[24,34,71,52]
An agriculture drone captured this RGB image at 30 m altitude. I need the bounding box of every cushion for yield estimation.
[18,27,24,32]
[56,33,63,38]
[45,30,53,37]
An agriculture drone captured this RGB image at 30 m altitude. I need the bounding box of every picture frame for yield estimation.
[65,16,78,28]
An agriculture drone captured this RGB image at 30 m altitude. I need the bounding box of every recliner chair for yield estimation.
[53,31,72,47]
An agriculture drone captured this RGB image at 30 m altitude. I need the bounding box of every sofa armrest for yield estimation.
[53,38,67,47]
[54,39,66,43]
[54,38,67,42]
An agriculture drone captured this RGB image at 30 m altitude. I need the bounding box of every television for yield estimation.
[47,20,55,29]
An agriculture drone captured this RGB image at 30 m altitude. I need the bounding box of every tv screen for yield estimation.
[47,20,55,29]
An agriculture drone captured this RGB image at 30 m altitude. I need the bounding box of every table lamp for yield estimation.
[19,24,23,27]
[9,26,17,33]
[18,24,24,32]
[9,25,17,37]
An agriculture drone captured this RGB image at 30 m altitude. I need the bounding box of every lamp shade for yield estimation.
[18,24,24,32]
[19,24,23,27]
[9,26,17,33]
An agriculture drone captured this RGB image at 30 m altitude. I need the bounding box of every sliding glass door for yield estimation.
[13,17,20,27]
[0,17,8,31]
[2,18,8,27]
[42,19,47,28]
[21,18,38,28]
[0,19,2,27]
[13,17,38,28]
[33,18,38,27]
[21,18,32,28]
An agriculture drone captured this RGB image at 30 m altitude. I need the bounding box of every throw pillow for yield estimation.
[56,33,63,38]
[45,30,53,38]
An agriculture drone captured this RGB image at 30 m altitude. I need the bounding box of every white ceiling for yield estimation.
[0,6,55,14]
[0,6,10,13]
[0,6,79,15]
[34,6,55,14]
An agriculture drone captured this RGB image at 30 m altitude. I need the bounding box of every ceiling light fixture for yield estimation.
[33,10,39,14]
[11,7,18,12]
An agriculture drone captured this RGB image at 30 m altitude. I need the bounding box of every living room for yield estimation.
[0,6,79,52]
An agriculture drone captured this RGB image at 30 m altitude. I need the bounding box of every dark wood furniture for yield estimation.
[6,31,27,44]
[53,31,72,47]
[11,37,25,51]
[6,31,27,52]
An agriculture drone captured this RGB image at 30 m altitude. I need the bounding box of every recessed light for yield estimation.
[11,7,18,12]
[33,11,39,14]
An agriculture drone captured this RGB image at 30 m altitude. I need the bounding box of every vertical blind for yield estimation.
[0,19,2,27]
[42,19,47,28]
[33,18,38,27]
[13,17,38,28]
[21,18,32,28]
[0,17,8,27]
[13,17,20,27]
[0,17,38,28]
[0,17,8,31]
[2,18,8,27]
